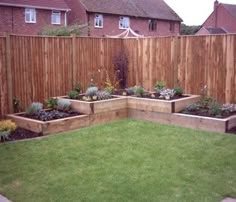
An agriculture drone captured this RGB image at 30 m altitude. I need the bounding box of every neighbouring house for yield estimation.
[196,0,236,35]
[64,0,182,37]
[0,0,70,35]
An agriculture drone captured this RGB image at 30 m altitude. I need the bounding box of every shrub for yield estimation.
[57,99,71,112]
[96,91,112,100]
[133,86,145,97]
[45,97,58,109]
[74,83,82,94]
[185,103,200,112]
[125,87,135,95]
[68,90,79,99]
[174,86,183,96]
[154,81,166,92]
[199,97,213,108]
[0,120,16,141]
[209,102,222,117]
[221,104,236,114]
[85,86,98,97]
[159,88,175,99]
[26,102,43,115]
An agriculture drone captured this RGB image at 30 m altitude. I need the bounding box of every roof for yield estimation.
[222,3,236,19]
[205,27,227,34]
[79,0,182,22]
[0,0,70,11]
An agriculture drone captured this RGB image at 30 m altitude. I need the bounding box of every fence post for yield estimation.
[4,32,13,114]
[71,34,77,88]
[173,35,179,87]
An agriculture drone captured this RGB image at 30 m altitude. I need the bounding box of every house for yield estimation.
[64,0,182,37]
[0,0,70,35]
[196,0,236,35]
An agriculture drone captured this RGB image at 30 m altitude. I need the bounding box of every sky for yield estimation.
[164,0,236,25]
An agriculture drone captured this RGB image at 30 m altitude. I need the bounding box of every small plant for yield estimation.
[45,97,58,109]
[159,88,175,100]
[185,103,201,112]
[221,104,236,114]
[133,86,145,97]
[125,87,135,95]
[174,86,183,96]
[26,102,43,115]
[209,102,222,117]
[104,69,120,94]
[13,97,21,113]
[68,90,79,99]
[199,85,213,108]
[0,120,16,142]
[96,91,112,100]
[57,99,71,112]
[154,81,166,92]
[74,83,82,94]
[85,86,98,97]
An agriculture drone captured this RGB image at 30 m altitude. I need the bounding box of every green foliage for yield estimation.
[74,83,82,94]
[57,99,71,112]
[96,91,112,100]
[180,23,201,35]
[185,103,200,112]
[174,86,183,96]
[209,102,222,117]
[26,102,43,115]
[125,87,135,95]
[199,97,213,108]
[221,104,236,114]
[39,25,80,36]
[154,81,166,91]
[45,97,58,109]
[133,86,145,97]
[85,86,98,97]
[0,120,17,142]
[68,90,79,99]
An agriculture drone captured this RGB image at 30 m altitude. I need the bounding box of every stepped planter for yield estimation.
[128,94,201,113]
[7,112,89,135]
[58,96,127,114]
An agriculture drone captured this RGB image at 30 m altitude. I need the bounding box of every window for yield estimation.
[51,11,61,24]
[119,17,130,29]
[149,19,157,31]
[94,14,103,28]
[25,8,36,23]
[170,22,175,32]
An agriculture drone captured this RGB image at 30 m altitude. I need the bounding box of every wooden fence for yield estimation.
[0,34,235,117]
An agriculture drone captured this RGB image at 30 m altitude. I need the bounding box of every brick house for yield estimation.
[64,0,182,37]
[196,0,236,35]
[0,0,70,35]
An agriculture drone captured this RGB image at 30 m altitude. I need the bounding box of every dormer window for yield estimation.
[94,14,103,28]
[119,17,130,29]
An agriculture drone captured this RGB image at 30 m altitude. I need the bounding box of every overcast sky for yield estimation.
[164,0,236,25]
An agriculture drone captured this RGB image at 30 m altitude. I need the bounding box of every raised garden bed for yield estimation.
[128,109,236,133]
[128,94,201,113]
[7,112,89,135]
[58,96,127,114]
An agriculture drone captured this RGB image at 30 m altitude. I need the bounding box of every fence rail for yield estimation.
[0,34,235,117]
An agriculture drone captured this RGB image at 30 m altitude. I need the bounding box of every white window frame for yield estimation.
[51,11,61,25]
[94,14,103,28]
[25,8,36,23]
[119,16,130,29]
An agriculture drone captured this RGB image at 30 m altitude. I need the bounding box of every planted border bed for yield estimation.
[7,112,90,135]
[128,109,236,133]
[128,94,201,113]
[58,96,127,114]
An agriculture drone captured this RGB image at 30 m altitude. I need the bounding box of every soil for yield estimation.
[1,127,42,143]
[21,110,81,121]
[67,95,118,102]
[134,93,188,100]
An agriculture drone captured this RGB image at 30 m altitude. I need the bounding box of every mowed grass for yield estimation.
[0,119,236,202]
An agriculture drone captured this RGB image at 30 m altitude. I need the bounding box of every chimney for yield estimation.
[214,0,219,10]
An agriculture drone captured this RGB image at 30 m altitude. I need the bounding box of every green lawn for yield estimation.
[0,119,236,202]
